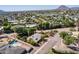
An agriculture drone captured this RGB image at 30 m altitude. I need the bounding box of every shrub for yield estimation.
[53,30,58,33]
[59,32,76,45]
[59,32,69,39]
[64,35,76,45]
[69,28,76,31]
[27,38,38,46]
[20,36,27,42]
[49,30,55,36]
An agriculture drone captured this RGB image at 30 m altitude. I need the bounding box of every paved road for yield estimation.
[36,27,73,33]
[34,33,60,54]
[34,27,75,54]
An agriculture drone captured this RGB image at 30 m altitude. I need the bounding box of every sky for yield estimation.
[0,5,79,11]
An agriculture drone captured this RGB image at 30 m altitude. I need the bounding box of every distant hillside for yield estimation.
[57,5,79,10]
[0,10,8,15]
[71,7,79,10]
[57,5,70,10]
[0,5,79,15]
[0,10,5,13]
[0,10,14,16]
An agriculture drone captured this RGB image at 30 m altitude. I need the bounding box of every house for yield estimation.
[19,20,26,24]
[26,24,37,28]
[9,40,33,53]
[0,27,3,35]
[0,34,12,47]
[28,33,42,43]
[0,45,27,54]
[0,33,33,54]
[0,19,3,26]
[0,40,33,54]
[7,16,18,24]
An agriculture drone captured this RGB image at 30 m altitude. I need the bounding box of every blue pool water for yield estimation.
[9,40,17,44]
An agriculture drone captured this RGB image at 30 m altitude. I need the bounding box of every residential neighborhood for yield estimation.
[0,5,79,54]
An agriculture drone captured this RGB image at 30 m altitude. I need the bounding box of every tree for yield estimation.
[39,22,50,30]
[14,27,36,37]
[3,18,13,33]
[27,38,38,46]
[60,16,75,27]
[76,19,79,31]
[26,27,36,36]
[14,27,28,37]
[61,18,74,27]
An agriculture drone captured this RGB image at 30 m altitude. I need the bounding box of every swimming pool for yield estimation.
[9,40,17,44]
[9,40,22,47]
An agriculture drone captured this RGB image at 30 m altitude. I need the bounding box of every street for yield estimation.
[34,33,60,54]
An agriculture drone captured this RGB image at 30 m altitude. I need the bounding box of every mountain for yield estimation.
[71,7,79,10]
[0,10,9,15]
[57,5,79,10]
[57,5,70,10]
[0,5,79,15]
[0,10,4,13]
[0,10,6,14]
